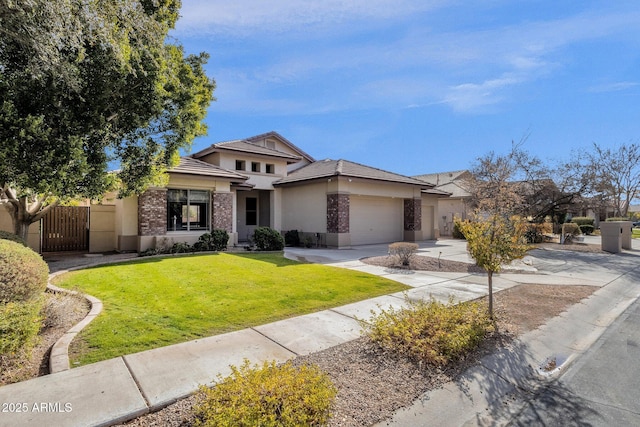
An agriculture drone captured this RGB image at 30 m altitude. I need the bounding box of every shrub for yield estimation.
[252,227,285,251]
[0,240,49,303]
[561,223,581,243]
[284,230,301,247]
[524,223,545,243]
[194,230,229,252]
[362,296,493,366]
[194,359,337,427]
[570,217,595,227]
[578,224,595,235]
[170,242,192,254]
[0,230,27,246]
[0,298,43,356]
[452,220,466,239]
[388,242,419,266]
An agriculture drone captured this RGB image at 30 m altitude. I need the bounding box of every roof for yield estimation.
[169,157,248,181]
[274,159,434,187]
[414,170,472,199]
[246,131,316,163]
[192,139,302,162]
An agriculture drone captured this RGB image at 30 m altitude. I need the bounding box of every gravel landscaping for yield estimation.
[2,245,600,425]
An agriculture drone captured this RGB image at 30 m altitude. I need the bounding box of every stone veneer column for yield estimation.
[403,198,422,232]
[327,193,350,233]
[403,198,422,242]
[138,189,167,236]
[212,192,233,233]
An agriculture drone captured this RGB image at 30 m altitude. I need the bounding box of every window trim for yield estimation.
[166,189,210,232]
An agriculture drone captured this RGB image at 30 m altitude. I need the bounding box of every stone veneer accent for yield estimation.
[327,193,350,233]
[212,192,233,233]
[404,198,422,231]
[138,189,167,236]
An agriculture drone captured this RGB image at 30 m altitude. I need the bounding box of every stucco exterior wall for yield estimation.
[115,196,138,252]
[280,181,328,234]
[421,194,441,239]
[438,198,468,236]
[89,204,115,253]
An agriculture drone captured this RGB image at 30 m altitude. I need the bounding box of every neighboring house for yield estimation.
[414,170,472,236]
[1,131,450,253]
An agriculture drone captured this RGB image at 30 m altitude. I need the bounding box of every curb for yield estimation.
[46,271,103,374]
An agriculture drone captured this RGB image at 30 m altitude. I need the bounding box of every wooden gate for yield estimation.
[42,206,89,252]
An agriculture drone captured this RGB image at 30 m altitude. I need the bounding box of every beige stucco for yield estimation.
[89,204,115,253]
[114,196,138,252]
[438,198,468,236]
[0,206,41,252]
[281,181,328,234]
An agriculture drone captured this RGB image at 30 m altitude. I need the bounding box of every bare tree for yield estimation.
[586,142,640,217]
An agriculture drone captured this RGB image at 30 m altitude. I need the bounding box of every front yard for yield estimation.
[53,253,408,365]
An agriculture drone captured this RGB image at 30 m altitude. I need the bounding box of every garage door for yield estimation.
[350,196,403,245]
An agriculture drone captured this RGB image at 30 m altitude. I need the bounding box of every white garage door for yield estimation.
[350,196,403,245]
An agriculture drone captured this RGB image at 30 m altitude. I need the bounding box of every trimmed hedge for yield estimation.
[570,217,594,227]
[252,227,285,251]
[0,240,49,303]
[0,230,27,246]
[0,299,43,355]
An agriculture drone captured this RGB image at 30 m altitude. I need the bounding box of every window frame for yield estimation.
[166,189,210,232]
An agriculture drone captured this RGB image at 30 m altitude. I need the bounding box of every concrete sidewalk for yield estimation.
[0,239,638,426]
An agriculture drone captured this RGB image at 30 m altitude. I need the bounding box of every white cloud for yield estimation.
[588,82,639,93]
[175,0,450,36]
[183,3,640,115]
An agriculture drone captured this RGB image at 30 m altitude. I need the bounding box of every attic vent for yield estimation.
[266,140,276,149]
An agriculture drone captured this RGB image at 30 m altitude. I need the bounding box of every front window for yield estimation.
[167,189,210,231]
[246,197,257,226]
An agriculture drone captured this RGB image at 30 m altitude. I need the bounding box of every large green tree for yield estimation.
[0,0,215,239]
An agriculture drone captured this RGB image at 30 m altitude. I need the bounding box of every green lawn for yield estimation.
[633,228,640,238]
[54,253,408,365]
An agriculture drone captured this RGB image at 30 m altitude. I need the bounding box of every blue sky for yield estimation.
[171,1,640,177]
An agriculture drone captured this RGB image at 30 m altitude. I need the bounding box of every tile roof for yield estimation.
[245,131,316,162]
[213,140,302,161]
[414,170,471,198]
[169,157,248,181]
[275,159,434,187]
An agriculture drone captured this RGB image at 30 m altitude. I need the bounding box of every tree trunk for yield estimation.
[14,218,31,242]
[487,271,494,319]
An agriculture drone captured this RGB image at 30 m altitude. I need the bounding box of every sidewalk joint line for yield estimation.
[121,355,152,409]
[250,328,300,357]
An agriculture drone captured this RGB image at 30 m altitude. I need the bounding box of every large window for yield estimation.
[167,189,210,231]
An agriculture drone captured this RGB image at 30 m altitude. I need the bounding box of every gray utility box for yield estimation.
[600,221,633,253]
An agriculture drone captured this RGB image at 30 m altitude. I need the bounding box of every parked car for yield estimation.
[633,221,640,228]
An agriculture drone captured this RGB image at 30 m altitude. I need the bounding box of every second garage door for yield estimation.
[350,196,403,245]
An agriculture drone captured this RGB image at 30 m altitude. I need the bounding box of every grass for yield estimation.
[53,253,408,365]
[633,228,640,238]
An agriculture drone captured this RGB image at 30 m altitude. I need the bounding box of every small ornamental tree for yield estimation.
[456,214,529,318]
